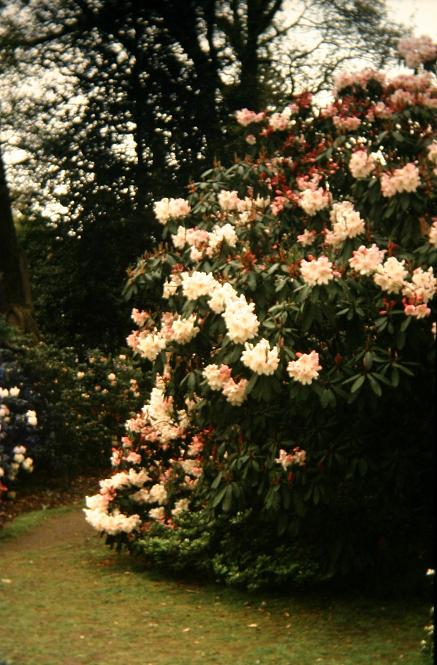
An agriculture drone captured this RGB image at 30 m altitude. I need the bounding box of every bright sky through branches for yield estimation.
[386,0,436,37]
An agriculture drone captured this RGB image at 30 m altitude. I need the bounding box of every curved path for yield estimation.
[0,506,429,665]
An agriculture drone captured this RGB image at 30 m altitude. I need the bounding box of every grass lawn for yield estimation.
[0,506,431,665]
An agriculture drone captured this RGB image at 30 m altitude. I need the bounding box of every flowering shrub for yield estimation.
[87,43,436,586]
[18,343,149,479]
[1,316,150,485]
[0,349,38,501]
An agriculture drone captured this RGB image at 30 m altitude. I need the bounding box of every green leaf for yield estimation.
[222,485,234,512]
[245,374,259,395]
[211,472,222,489]
[247,272,257,291]
[367,374,382,396]
[211,485,227,508]
[401,317,412,335]
[351,375,365,393]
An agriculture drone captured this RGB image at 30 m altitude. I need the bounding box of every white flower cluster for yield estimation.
[135,376,189,446]
[26,410,38,427]
[380,163,421,197]
[300,256,334,286]
[240,338,280,375]
[373,257,408,293]
[217,190,270,226]
[325,201,365,246]
[179,271,259,344]
[348,244,386,275]
[163,273,182,298]
[181,270,216,300]
[298,188,331,216]
[172,223,237,261]
[136,331,166,362]
[403,266,436,302]
[84,501,142,535]
[287,351,321,385]
[0,386,20,398]
[275,447,307,470]
[171,315,200,344]
[131,482,168,506]
[208,223,238,253]
[349,150,375,179]
[0,444,34,483]
[154,197,191,225]
[222,294,260,343]
[218,190,241,211]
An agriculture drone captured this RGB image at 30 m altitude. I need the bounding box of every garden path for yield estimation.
[0,506,430,665]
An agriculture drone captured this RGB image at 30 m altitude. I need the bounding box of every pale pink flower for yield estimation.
[287,351,321,385]
[162,273,182,298]
[171,498,190,517]
[223,295,260,343]
[208,223,238,253]
[181,271,218,300]
[380,163,421,197]
[275,447,307,469]
[389,89,415,110]
[154,197,191,225]
[137,331,166,361]
[374,257,408,293]
[222,377,248,406]
[428,221,437,247]
[297,229,317,246]
[349,150,375,179]
[403,302,431,318]
[235,108,265,126]
[348,244,386,275]
[326,201,365,245]
[398,35,437,69]
[427,143,437,165]
[333,115,361,131]
[240,338,280,376]
[402,267,437,303]
[296,173,322,191]
[170,315,199,344]
[300,256,334,286]
[218,190,241,211]
[148,506,165,521]
[268,107,295,131]
[298,188,331,216]
[203,364,231,391]
[333,68,385,95]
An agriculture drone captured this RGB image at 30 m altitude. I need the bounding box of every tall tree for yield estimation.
[0,0,403,348]
[0,143,38,337]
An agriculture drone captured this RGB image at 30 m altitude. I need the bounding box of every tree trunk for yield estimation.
[0,144,39,340]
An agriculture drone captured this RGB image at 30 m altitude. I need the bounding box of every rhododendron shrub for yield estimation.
[0,350,38,501]
[88,49,436,584]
